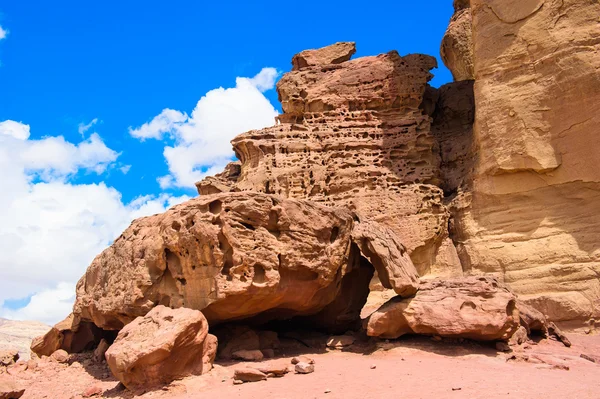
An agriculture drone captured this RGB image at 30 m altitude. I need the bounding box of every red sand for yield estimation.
[6,333,600,399]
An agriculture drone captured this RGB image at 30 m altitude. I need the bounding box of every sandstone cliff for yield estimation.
[442,0,600,321]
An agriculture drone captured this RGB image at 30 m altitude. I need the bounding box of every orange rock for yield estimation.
[104,306,214,389]
[366,277,520,341]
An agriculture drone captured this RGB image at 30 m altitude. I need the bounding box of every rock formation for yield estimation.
[104,306,216,389]
[365,276,519,340]
[73,192,419,332]
[442,0,600,321]
[30,1,600,388]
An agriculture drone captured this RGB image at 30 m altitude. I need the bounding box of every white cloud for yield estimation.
[0,120,30,140]
[0,26,7,40]
[0,121,189,325]
[78,118,98,136]
[130,67,279,188]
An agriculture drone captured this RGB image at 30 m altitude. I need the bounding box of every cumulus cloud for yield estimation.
[0,26,7,40]
[130,67,279,188]
[0,121,189,324]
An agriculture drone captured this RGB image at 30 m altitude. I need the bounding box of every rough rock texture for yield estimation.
[441,3,474,81]
[31,313,105,358]
[366,277,520,340]
[104,306,215,389]
[212,325,279,360]
[215,47,463,277]
[445,0,600,321]
[0,378,25,399]
[0,351,18,368]
[74,192,418,331]
[292,42,357,70]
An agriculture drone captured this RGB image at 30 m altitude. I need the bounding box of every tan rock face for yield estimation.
[291,42,356,70]
[74,191,418,331]
[223,47,461,276]
[104,306,214,389]
[444,0,600,321]
[441,6,474,81]
[0,318,50,361]
[366,277,520,341]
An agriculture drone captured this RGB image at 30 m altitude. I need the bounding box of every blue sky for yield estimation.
[0,1,454,323]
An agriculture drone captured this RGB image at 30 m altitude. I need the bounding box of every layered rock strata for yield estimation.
[442,0,600,321]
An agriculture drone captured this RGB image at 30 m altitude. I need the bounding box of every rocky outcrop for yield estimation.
[441,2,474,81]
[31,313,105,357]
[444,0,600,321]
[292,41,357,71]
[221,48,462,277]
[365,276,520,340]
[104,306,215,389]
[74,192,419,331]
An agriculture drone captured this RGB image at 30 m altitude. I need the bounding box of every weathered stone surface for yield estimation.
[74,191,418,333]
[232,349,263,362]
[352,221,419,296]
[93,339,109,363]
[233,368,267,383]
[0,378,25,399]
[366,277,520,340]
[0,351,18,368]
[227,47,458,276]
[441,4,474,81]
[31,313,105,358]
[50,349,69,364]
[294,362,314,374]
[291,42,356,70]
[444,0,600,322]
[104,306,214,389]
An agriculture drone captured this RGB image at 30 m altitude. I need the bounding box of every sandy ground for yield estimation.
[2,331,599,399]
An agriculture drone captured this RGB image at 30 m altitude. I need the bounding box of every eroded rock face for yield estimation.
[366,277,520,340]
[73,192,418,331]
[209,46,464,277]
[105,306,215,389]
[441,4,474,81]
[292,42,357,70]
[445,0,600,321]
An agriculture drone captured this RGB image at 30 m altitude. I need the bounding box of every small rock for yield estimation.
[82,384,103,398]
[548,322,571,348]
[50,349,69,364]
[232,349,264,362]
[233,379,244,385]
[495,342,511,352]
[6,361,28,376]
[580,353,600,363]
[233,368,267,383]
[93,339,110,363]
[0,378,25,399]
[291,356,314,365]
[326,335,355,349]
[508,326,528,346]
[431,336,442,342]
[325,389,331,393]
[370,364,376,369]
[295,362,314,374]
[452,387,462,391]
[0,350,19,367]
[256,362,290,377]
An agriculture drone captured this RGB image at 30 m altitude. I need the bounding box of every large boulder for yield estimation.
[366,276,520,341]
[74,192,418,333]
[105,306,215,389]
